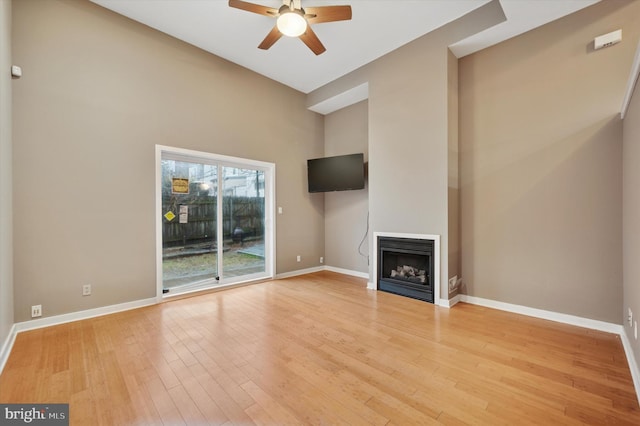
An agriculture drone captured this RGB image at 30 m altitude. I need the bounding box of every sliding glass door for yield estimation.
[221,166,266,279]
[157,146,274,296]
[161,158,218,291]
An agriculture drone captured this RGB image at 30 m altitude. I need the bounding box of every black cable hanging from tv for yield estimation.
[358,211,369,265]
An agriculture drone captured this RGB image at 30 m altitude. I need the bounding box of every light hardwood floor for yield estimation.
[1,271,639,425]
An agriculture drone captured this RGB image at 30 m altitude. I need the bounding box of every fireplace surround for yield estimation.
[371,232,440,304]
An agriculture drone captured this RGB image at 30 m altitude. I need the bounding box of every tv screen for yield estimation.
[307,153,365,193]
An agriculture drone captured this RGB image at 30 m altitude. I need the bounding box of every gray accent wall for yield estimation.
[11,0,324,322]
[324,100,369,274]
[0,0,14,348]
[459,0,640,323]
[623,61,640,370]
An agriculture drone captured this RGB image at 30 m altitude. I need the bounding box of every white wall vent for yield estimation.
[595,29,622,50]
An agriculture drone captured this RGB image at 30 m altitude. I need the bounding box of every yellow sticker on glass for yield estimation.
[172,178,189,194]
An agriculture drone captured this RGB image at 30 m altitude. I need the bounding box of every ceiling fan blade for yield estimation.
[299,25,326,55]
[304,5,352,24]
[228,0,279,17]
[258,25,283,50]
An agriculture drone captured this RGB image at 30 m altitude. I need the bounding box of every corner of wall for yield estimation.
[622,34,640,406]
[622,40,640,119]
[0,0,15,362]
[447,48,461,288]
[621,327,640,406]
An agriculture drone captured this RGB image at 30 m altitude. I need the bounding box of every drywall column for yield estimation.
[622,50,640,376]
[308,1,506,301]
[367,32,451,299]
[0,0,14,356]
[447,49,461,296]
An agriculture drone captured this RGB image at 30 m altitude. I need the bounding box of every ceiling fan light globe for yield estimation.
[277,11,307,37]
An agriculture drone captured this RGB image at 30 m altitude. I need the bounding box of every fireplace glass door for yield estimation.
[378,237,434,303]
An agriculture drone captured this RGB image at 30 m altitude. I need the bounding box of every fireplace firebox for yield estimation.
[377,237,434,303]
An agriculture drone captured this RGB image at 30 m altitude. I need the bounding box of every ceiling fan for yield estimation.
[228,0,352,55]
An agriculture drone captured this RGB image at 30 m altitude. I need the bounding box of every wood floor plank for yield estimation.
[240,380,301,424]
[121,373,163,425]
[1,271,638,425]
[191,351,256,410]
[284,357,389,425]
[166,383,212,425]
[145,377,187,425]
[188,362,255,424]
[243,402,280,426]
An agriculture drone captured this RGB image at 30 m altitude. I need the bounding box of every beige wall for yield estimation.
[10,0,634,330]
[0,0,13,345]
[324,100,368,274]
[623,63,640,369]
[11,0,324,322]
[459,0,640,323]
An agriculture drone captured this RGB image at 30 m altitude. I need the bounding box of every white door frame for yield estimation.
[155,145,275,301]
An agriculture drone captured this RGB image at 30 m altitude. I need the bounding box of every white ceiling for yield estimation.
[90,0,599,94]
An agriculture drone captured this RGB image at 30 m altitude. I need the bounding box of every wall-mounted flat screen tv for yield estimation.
[307,153,365,193]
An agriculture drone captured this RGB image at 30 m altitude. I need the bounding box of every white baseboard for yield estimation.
[276,266,370,280]
[13,297,157,334]
[620,328,640,406]
[367,281,375,290]
[275,266,324,279]
[0,324,18,375]
[323,265,369,279]
[459,295,622,334]
[440,294,461,308]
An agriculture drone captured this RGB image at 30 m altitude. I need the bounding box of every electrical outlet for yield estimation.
[296,255,301,262]
[82,284,91,296]
[31,305,42,318]
[320,257,324,264]
[629,308,633,327]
